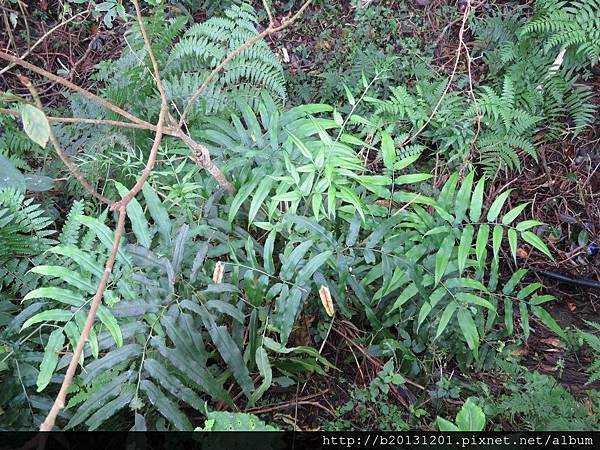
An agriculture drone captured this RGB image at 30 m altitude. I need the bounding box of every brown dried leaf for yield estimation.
[212,261,224,284]
[319,285,334,317]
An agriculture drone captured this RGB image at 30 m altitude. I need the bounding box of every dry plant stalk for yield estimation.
[0,0,313,431]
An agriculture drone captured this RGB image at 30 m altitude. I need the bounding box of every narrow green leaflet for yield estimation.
[469,177,486,222]
[435,302,458,340]
[280,240,314,280]
[454,172,474,223]
[263,229,277,274]
[458,225,474,274]
[229,177,259,224]
[295,251,332,284]
[23,287,84,307]
[435,235,455,286]
[457,308,479,360]
[508,228,518,262]
[140,380,193,431]
[21,309,73,330]
[248,177,273,224]
[250,346,272,405]
[381,132,396,170]
[97,305,123,347]
[21,104,50,148]
[531,306,568,340]
[37,328,64,392]
[115,182,152,248]
[29,265,96,294]
[486,190,512,222]
[521,231,553,259]
[142,182,171,245]
[501,203,529,226]
[455,292,496,312]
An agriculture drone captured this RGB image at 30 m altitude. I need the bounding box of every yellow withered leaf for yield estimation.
[319,285,334,317]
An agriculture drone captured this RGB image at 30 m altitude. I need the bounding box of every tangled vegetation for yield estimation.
[0,0,599,432]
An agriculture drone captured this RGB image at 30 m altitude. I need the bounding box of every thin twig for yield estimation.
[0,9,91,76]
[0,107,157,130]
[401,0,473,147]
[0,50,153,128]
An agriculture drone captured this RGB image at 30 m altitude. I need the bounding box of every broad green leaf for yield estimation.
[501,203,529,226]
[469,177,486,222]
[24,174,54,192]
[437,417,460,432]
[21,104,50,148]
[458,225,474,274]
[486,189,512,222]
[455,398,486,431]
[435,302,457,340]
[248,177,273,224]
[435,235,455,285]
[37,328,64,392]
[521,231,553,259]
[458,308,479,360]
[0,155,26,192]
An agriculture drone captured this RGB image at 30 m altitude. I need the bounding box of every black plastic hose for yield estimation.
[537,270,600,290]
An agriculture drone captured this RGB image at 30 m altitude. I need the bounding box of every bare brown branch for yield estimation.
[0,51,152,128]
[178,0,313,126]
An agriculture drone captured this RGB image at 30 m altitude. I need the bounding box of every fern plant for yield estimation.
[521,0,600,67]
[0,188,54,298]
